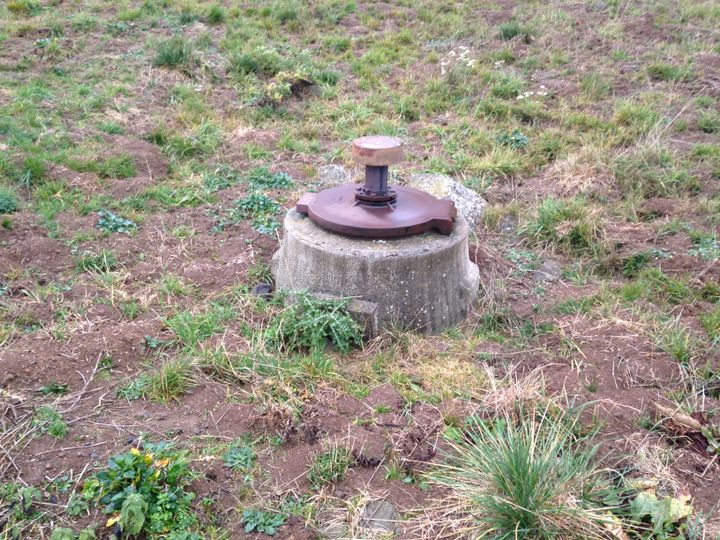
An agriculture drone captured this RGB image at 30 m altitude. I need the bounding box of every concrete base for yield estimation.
[271,209,479,334]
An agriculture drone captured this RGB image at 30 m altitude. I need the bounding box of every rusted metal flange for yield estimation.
[296,135,457,238]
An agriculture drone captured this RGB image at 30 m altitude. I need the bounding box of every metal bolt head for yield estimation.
[352,135,404,167]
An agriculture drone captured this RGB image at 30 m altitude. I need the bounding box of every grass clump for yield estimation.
[166,305,232,348]
[153,35,196,70]
[266,294,363,353]
[73,250,118,273]
[520,197,604,255]
[82,444,199,538]
[308,445,352,490]
[69,154,136,179]
[0,187,19,214]
[646,63,690,82]
[698,111,720,133]
[699,306,720,345]
[206,4,226,25]
[498,21,531,42]
[428,407,616,539]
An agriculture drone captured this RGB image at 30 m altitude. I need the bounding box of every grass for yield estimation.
[307,445,353,490]
[428,407,616,539]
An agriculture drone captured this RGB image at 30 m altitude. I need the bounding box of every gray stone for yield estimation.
[407,173,487,229]
[532,259,563,283]
[272,210,479,334]
[317,164,351,187]
[360,500,398,532]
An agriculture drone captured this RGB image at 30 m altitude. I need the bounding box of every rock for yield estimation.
[251,282,273,300]
[317,164,351,187]
[532,259,563,283]
[317,511,348,539]
[361,500,398,533]
[407,173,487,229]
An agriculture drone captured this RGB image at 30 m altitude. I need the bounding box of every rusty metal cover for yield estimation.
[296,184,456,238]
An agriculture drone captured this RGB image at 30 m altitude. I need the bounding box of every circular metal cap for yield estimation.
[352,136,404,166]
[296,185,456,238]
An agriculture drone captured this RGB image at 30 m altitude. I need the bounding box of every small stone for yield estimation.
[532,259,563,282]
[360,500,398,533]
[251,282,273,300]
[317,511,348,539]
[317,164,351,187]
[406,173,487,229]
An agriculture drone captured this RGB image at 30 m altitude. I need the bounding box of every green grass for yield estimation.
[307,445,352,490]
[520,198,604,255]
[153,35,196,69]
[67,154,136,179]
[699,306,720,345]
[0,186,19,214]
[429,408,616,539]
[165,304,233,348]
[73,250,118,273]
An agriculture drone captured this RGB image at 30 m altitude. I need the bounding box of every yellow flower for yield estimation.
[130,448,140,456]
[154,458,170,468]
[106,514,121,528]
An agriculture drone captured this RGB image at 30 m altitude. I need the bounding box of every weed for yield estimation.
[69,154,136,179]
[266,294,363,353]
[82,444,198,537]
[655,319,699,364]
[202,164,243,192]
[308,445,352,489]
[222,442,256,474]
[96,209,137,234]
[32,406,68,438]
[0,187,19,214]
[38,382,68,395]
[246,167,294,190]
[429,407,616,539]
[241,509,286,535]
[495,130,529,149]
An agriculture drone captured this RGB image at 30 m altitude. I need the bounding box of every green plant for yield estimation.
[520,198,603,255]
[241,509,286,535]
[96,210,137,234]
[32,406,68,438]
[69,154,136,179]
[222,442,256,473]
[698,111,720,133]
[0,187,19,214]
[74,250,118,273]
[83,444,198,537]
[646,62,690,82]
[154,36,196,69]
[495,130,529,149]
[246,167,294,190]
[498,21,531,42]
[206,4,226,24]
[307,445,352,489]
[165,305,231,348]
[629,491,693,538]
[428,408,616,539]
[265,294,363,353]
[699,306,720,345]
[145,359,195,401]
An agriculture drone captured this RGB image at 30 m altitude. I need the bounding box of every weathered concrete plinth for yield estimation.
[271,209,479,334]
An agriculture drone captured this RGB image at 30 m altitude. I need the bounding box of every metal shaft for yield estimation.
[364,165,389,196]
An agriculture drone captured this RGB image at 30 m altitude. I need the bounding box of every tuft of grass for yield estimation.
[520,197,604,255]
[73,250,118,273]
[307,445,352,490]
[428,407,616,539]
[699,306,720,345]
[698,111,720,133]
[145,358,195,401]
[206,4,226,25]
[153,35,196,69]
[498,21,531,42]
[0,187,19,214]
[655,319,700,364]
[646,63,690,82]
[68,154,136,179]
[165,305,233,348]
